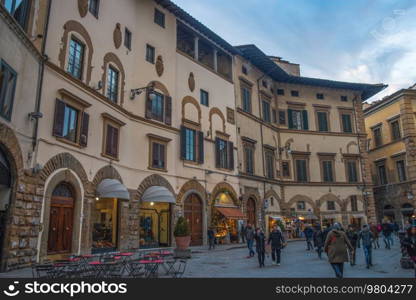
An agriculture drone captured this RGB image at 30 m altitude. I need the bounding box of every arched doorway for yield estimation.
[184,194,203,246]
[47,183,74,254]
[247,198,256,226]
[0,148,12,267]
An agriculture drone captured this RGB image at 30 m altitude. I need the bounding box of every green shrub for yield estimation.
[174,216,190,237]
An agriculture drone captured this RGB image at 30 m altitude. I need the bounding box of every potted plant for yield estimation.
[174,216,191,250]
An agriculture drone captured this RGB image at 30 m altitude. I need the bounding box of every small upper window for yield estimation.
[262,80,268,88]
[316,93,324,100]
[124,28,132,50]
[277,89,285,95]
[146,44,155,64]
[67,37,85,80]
[0,60,17,121]
[242,65,248,75]
[154,8,165,28]
[200,89,209,107]
[340,96,348,102]
[89,0,100,18]
[291,90,299,97]
[327,201,336,211]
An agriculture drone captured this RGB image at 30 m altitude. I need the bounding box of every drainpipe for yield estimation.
[32,0,52,154]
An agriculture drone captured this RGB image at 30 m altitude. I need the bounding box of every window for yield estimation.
[2,0,31,29]
[262,80,268,88]
[396,160,407,182]
[104,124,119,159]
[327,201,335,211]
[322,160,334,182]
[277,89,285,96]
[180,126,204,164]
[151,92,164,122]
[351,196,358,212]
[61,105,78,143]
[265,150,275,179]
[146,44,155,64]
[317,111,329,132]
[278,110,286,125]
[295,159,308,182]
[316,93,324,100]
[198,38,214,69]
[390,119,401,141]
[217,50,232,79]
[340,96,348,102]
[346,160,358,183]
[377,164,387,185]
[244,146,254,174]
[272,109,277,123]
[341,113,353,133]
[297,201,306,211]
[215,138,234,170]
[281,161,290,177]
[89,0,100,18]
[200,89,209,107]
[0,60,17,120]
[106,66,119,103]
[124,28,132,50]
[241,86,251,113]
[262,100,271,123]
[373,126,382,147]
[154,8,165,28]
[288,109,308,130]
[67,37,85,79]
[291,90,299,97]
[151,142,165,170]
[242,65,248,75]
[176,23,195,58]
[184,128,195,161]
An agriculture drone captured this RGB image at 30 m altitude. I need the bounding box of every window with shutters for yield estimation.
[146,89,172,125]
[396,159,407,182]
[215,137,234,170]
[262,100,271,123]
[377,163,388,185]
[281,161,291,178]
[241,86,251,113]
[244,146,254,175]
[67,37,85,80]
[217,138,228,169]
[321,160,334,182]
[316,111,329,132]
[345,159,358,183]
[2,0,31,30]
[52,90,91,147]
[0,59,17,121]
[327,201,335,211]
[372,126,382,147]
[278,110,286,125]
[272,109,277,123]
[265,149,275,179]
[101,114,125,160]
[154,8,165,28]
[350,196,358,212]
[89,0,100,18]
[341,113,353,133]
[146,44,155,64]
[148,134,171,171]
[151,91,164,122]
[180,120,204,164]
[390,119,401,141]
[185,128,195,161]
[295,159,308,182]
[288,109,308,130]
[200,89,209,107]
[106,65,119,103]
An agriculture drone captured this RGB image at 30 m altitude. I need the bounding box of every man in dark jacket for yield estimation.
[304,226,314,250]
[245,224,255,257]
[313,225,325,259]
[382,221,393,249]
[240,223,246,243]
[358,224,374,269]
[207,227,215,250]
[254,228,266,268]
[402,225,416,277]
[346,225,359,266]
[268,225,285,265]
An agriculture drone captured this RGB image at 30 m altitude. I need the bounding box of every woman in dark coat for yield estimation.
[254,228,266,268]
[402,225,416,277]
[313,225,325,259]
[324,223,353,278]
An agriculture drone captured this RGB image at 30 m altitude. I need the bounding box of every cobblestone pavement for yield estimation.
[184,238,414,278]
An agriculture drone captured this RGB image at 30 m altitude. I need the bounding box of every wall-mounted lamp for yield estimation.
[93,81,103,91]
[28,112,43,121]
[278,144,291,155]
[130,82,155,100]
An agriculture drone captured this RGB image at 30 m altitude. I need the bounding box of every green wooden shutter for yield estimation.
[228,141,234,170]
[53,99,66,137]
[198,131,204,164]
[288,109,293,129]
[215,138,220,168]
[180,126,186,160]
[302,110,308,130]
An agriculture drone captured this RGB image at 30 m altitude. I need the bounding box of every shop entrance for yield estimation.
[247,198,256,226]
[92,198,119,253]
[184,194,203,246]
[139,202,171,248]
[0,148,12,269]
[47,183,74,254]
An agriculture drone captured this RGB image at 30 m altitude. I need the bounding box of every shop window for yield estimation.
[146,44,155,64]
[67,37,85,80]
[351,196,358,212]
[106,65,119,103]
[180,126,204,164]
[92,198,118,253]
[288,109,308,130]
[346,160,358,183]
[139,201,171,248]
[317,111,329,132]
[200,89,209,107]
[327,201,335,211]
[217,50,232,79]
[124,27,132,50]
[297,201,306,211]
[262,100,271,123]
[2,0,31,30]
[198,38,214,69]
[176,23,195,58]
[341,113,353,133]
[154,8,165,28]
[89,0,100,18]
[390,119,401,141]
[295,159,308,182]
[0,60,17,121]
[215,138,234,170]
[396,160,407,182]
[241,86,251,113]
[265,149,275,179]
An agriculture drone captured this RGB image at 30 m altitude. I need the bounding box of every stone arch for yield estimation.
[346,141,359,154]
[0,123,24,177]
[264,189,284,211]
[58,20,94,85]
[287,194,317,213]
[211,182,238,206]
[177,180,206,204]
[101,52,126,105]
[148,80,170,97]
[209,107,226,135]
[318,193,344,211]
[182,96,202,124]
[137,174,176,202]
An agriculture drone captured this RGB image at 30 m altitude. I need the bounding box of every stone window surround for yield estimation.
[342,154,361,183]
[147,134,172,173]
[280,160,291,178]
[101,113,125,161]
[313,104,331,132]
[242,136,256,175]
[338,107,355,133]
[291,151,311,183]
[391,152,407,183]
[318,153,336,183]
[388,116,401,142]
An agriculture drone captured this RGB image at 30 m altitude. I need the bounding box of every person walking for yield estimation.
[240,223,246,244]
[245,223,255,258]
[324,223,353,279]
[207,227,215,250]
[268,225,285,266]
[402,224,416,278]
[358,224,374,269]
[370,223,380,249]
[382,220,393,249]
[393,222,400,237]
[346,225,359,266]
[313,224,325,259]
[304,226,314,250]
[254,228,266,268]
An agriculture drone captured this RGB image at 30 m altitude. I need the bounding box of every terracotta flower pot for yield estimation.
[175,236,191,250]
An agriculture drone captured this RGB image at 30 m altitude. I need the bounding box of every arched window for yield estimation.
[52,183,73,198]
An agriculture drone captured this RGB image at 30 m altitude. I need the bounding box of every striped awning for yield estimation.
[216,207,246,220]
[96,179,130,200]
[142,186,175,203]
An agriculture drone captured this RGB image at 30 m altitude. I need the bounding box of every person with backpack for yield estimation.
[268,225,285,266]
[358,224,375,269]
[324,223,353,278]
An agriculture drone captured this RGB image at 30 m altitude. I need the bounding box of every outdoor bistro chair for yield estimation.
[32,263,56,279]
[128,261,147,278]
[168,259,187,278]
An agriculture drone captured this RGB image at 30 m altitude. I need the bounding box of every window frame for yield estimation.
[372,125,383,147]
[216,137,228,170]
[389,118,401,142]
[291,90,299,97]
[262,99,271,123]
[124,27,132,50]
[2,0,31,30]
[281,160,291,178]
[318,154,336,183]
[147,134,171,172]
[154,8,165,28]
[241,84,252,113]
[376,162,388,185]
[67,35,85,80]
[293,154,310,183]
[344,158,359,183]
[350,196,358,212]
[101,113,125,160]
[244,144,255,175]
[327,201,336,211]
[315,109,330,132]
[146,44,155,64]
[200,89,209,107]
[88,0,100,18]
[264,148,275,179]
[0,59,17,121]
[340,111,354,133]
[106,65,119,103]
[395,158,407,182]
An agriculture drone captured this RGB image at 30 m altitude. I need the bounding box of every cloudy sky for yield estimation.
[173,0,416,102]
